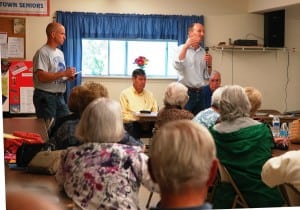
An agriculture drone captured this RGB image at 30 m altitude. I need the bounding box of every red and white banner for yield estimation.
[0,0,49,16]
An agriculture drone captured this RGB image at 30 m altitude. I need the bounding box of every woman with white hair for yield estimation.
[209,85,284,208]
[154,82,194,133]
[55,98,157,210]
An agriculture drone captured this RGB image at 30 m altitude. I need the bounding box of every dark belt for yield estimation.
[35,89,64,96]
[186,86,203,92]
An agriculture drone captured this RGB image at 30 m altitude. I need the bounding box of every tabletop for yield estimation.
[3,117,49,141]
[4,117,72,208]
[5,164,74,209]
[253,115,299,125]
[272,142,300,156]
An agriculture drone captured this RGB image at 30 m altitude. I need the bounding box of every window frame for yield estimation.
[81,38,178,79]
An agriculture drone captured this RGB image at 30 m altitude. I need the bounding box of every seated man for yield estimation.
[202,70,221,110]
[120,68,158,139]
[148,120,218,209]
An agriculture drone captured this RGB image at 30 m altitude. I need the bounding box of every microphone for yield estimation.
[205,47,209,54]
[204,47,210,80]
[205,47,209,67]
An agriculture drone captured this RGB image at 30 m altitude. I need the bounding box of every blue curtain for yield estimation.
[56,12,204,99]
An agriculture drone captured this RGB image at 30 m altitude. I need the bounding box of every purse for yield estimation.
[27,150,63,175]
[16,142,56,167]
[289,119,300,144]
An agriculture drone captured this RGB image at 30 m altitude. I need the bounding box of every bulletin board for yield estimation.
[0,16,26,60]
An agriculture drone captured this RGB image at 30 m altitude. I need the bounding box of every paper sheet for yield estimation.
[20,87,35,113]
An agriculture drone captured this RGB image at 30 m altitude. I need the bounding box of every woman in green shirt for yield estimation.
[209,85,284,208]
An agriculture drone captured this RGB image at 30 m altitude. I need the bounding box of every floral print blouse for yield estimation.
[193,107,220,128]
[55,143,157,210]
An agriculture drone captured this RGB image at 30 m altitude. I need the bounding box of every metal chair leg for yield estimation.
[146,191,154,208]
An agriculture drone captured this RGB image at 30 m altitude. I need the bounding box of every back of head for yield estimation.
[244,86,262,116]
[83,81,109,98]
[150,120,216,193]
[219,85,251,121]
[163,82,189,108]
[76,98,124,143]
[68,82,109,115]
[211,85,226,109]
[68,85,89,113]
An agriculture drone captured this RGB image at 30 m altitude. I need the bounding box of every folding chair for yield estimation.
[145,191,154,208]
[279,183,300,206]
[218,164,249,208]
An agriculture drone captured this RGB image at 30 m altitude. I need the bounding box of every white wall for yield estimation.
[248,0,300,13]
[3,0,300,112]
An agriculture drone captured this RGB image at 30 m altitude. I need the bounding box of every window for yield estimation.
[82,39,178,78]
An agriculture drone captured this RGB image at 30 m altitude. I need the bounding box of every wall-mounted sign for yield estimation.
[0,0,49,16]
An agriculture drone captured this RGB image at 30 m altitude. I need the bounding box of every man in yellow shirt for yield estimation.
[120,69,158,139]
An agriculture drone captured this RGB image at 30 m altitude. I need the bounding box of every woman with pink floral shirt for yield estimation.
[55,98,157,210]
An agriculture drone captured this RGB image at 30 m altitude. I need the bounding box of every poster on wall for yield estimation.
[0,0,49,16]
[9,61,34,113]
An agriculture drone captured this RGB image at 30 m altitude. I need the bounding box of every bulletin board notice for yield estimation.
[0,17,25,60]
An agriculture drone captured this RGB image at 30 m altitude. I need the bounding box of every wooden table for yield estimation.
[253,115,299,125]
[4,118,73,208]
[3,117,49,141]
[272,142,300,156]
[5,164,73,209]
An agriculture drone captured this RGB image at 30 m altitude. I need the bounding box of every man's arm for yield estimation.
[35,68,75,83]
[178,44,189,61]
[119,91,132,122]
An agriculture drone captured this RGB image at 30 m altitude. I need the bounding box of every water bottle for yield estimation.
[272,115,280,137]
[280,122,288,138]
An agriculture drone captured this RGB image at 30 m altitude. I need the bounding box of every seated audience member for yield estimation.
[203,70,221,110]
[51,82,143,149]
[261,150,300,192]
[120,68,158,139]
[49,82,108,149]
[193,85,225,128]
[244,86,287,147]
[49,81,109,137]
[56,98,157,210]
[148,120,218,210]
[154,82,194,133]
[244,86,262,117]
[209,85,284,208]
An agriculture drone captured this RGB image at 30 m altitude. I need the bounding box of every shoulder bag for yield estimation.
[27,150,63,175]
